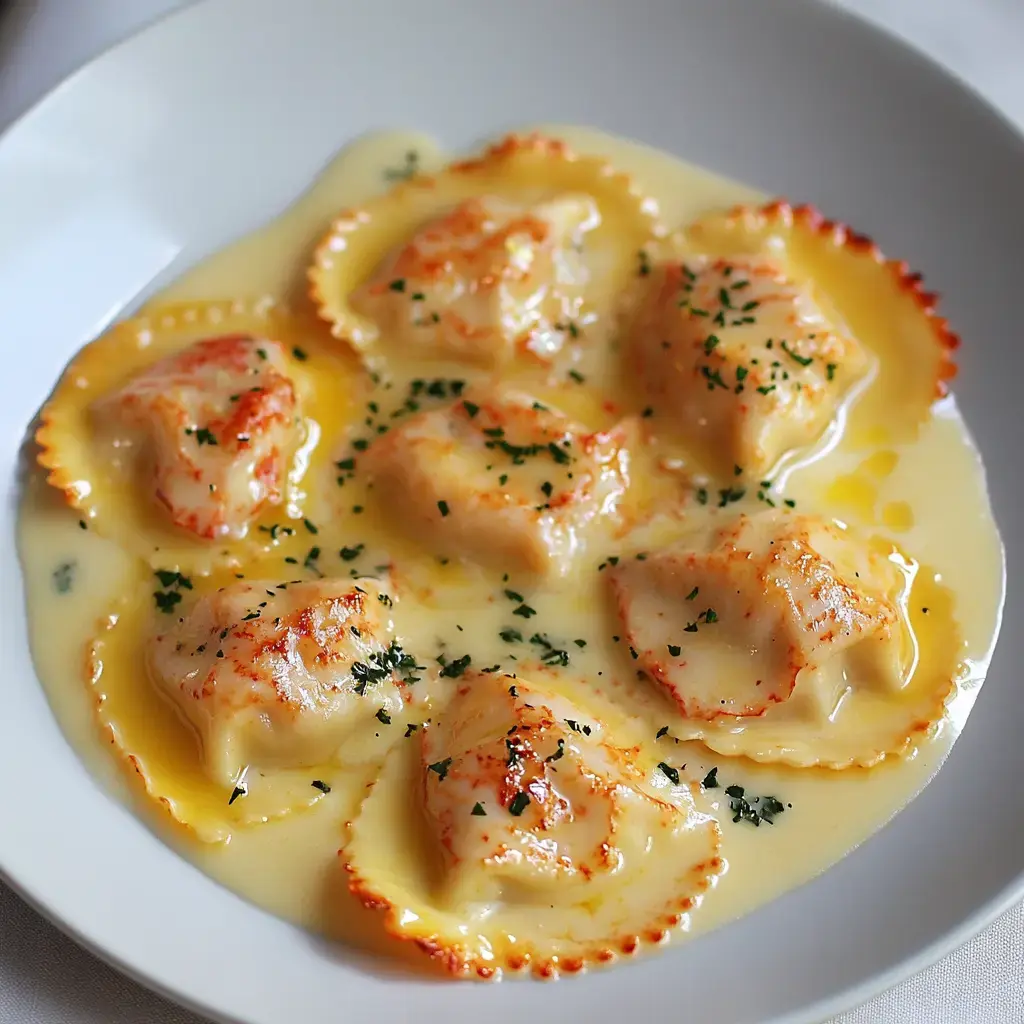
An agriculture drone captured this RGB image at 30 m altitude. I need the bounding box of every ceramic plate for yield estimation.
[1,1,1021,1021]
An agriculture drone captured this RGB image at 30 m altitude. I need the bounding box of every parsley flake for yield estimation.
[508,791,531,816]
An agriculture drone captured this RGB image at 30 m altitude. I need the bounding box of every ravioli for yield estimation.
[680,201,958,441]
[309,134,661,369]
[36,299,362,571]
[94,335,299,539]
[151,577,410,783]
[349,194,596,366]
[89,572,418,842]
[626,253,871,478]
[363,386,631,576]
[609,510,959,767]
[343,674,722,978]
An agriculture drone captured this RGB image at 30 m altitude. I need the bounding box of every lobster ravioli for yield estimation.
[364,387,631,576]
[88,573,417,842]
[626,252,871,479]
[344,675,722,978]
[150,577,410,783]
[310,134,661,369]
[609,510,957,767]
[94,335,300,540]
[34,299,360,570]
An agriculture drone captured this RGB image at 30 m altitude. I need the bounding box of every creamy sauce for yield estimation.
[18,127,1005,977]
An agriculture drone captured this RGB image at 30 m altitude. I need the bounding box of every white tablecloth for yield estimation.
[1,1,1022,1020]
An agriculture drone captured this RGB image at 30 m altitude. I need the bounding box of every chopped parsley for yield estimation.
[311,779,331,794]
[228,783,247,805]
[463,401,480,418]
[427,757,453,781]
[258,523,295,542]
[439,654,472,678]
[781,340,813,367]
[656,725,670,739]
[667,644,681,657]
[686,586,699,601]
[702,767,719,789]
[292,346,308,361]
[726,784,787,827]
[657,762,680,784]
[186,426,218,446]
[507,791,531,816]
[375,708,392,725]
[500,628,523,643]
[153,569,192,613]
[383,149,420,181]
[437,500,450,517]
[471,802,487,816]
[545,738,566,763]
[352,640,421,694]
[52,561,76,594]
[339,543,364,562]
[547,441,571,465]
[701,366,729,391]
[303,546,323,576]
[530,632,570,668]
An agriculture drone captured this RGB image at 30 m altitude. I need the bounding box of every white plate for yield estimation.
[1,1,1020,1021]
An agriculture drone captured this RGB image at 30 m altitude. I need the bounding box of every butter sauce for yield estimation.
[18,127,1004,974]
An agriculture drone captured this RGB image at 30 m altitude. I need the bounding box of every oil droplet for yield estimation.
[881,501,914,532]
[862,450,898,479]
[825,473,876,525]
[848,423,892,449]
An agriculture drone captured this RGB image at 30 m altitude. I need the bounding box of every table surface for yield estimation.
[2,1,1023,1021]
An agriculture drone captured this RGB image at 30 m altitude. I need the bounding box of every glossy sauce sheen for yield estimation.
[19,127,1005,973]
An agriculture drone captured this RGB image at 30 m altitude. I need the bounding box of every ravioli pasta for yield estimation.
[24,129,1001,981]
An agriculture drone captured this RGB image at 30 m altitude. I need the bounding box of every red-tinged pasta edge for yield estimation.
[33,297,290,513]
[307,132,663,344]
[338,834,723,982]
[716,200,960,398]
